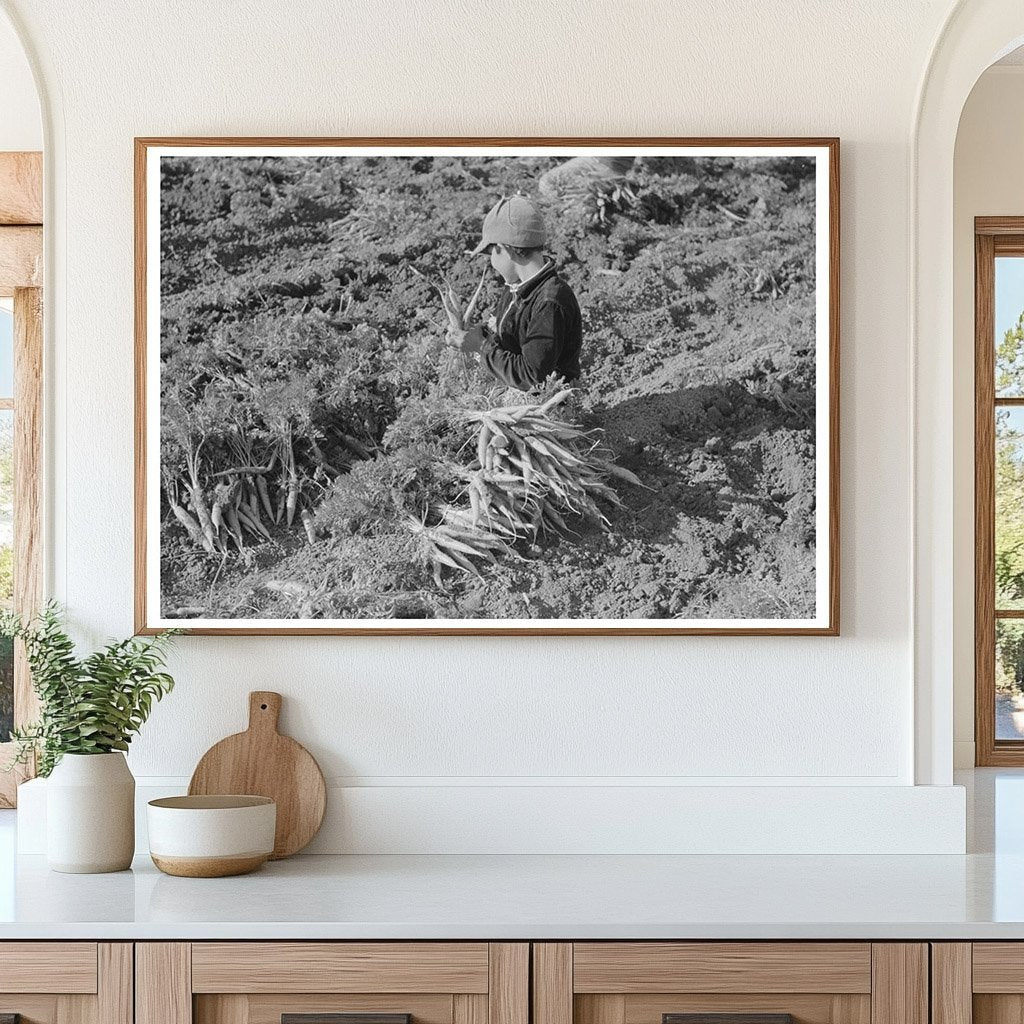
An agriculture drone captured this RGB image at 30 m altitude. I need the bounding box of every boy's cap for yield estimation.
[469,195,547,255]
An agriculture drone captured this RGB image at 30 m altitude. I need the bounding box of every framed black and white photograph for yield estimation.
[135,137,839,635]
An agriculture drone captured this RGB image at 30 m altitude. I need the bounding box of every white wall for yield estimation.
[2,0,972,851]
[952,65,1024,767]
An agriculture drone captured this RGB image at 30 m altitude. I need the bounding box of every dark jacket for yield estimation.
[480,261,583,391]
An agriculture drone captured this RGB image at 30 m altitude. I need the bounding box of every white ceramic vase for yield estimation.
[46,752,135,873]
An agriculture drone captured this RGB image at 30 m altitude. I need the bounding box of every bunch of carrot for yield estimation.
[409,390,641,580]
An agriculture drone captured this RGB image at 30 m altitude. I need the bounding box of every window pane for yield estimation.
[998,619,1024,740]
[0,305,12,399]
[996,407,1024,609]
[0,409,12,742]
[996,256,1024,397]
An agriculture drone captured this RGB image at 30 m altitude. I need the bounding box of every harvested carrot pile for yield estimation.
[408,390,641,583]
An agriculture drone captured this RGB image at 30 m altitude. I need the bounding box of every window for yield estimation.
[0,150,43,806]
[975,219,1024,764]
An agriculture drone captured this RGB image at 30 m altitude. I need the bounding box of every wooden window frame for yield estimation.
[0,151,43,806]
[975,217,1024,765]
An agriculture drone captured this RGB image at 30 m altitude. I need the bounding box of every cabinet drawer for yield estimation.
[570,943,872,1024]
[534,944,926,1024]
[0,943,130,1024]
[139,943,528,1024]
[0,942,98,994]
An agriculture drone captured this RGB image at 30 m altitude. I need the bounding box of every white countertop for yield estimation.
[1,768,1022,941]
[0,848,1022,940]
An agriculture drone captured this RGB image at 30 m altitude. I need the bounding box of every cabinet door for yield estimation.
[533,944,927,1024]
[940,943,1024,1024]
[0,943,131,1024]
[137,943,528,1024]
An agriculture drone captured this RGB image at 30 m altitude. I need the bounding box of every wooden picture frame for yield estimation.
[135,137,840,636]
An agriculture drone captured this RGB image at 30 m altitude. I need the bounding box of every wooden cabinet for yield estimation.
[0,938,957,1024]
[136,944,528,1024]
[532,944,928,1024]
[0,943,132,1024]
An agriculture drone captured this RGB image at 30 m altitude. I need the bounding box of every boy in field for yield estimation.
[448,195,583,392]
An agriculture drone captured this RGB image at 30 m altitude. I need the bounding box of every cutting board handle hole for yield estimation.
[260,703,268,710]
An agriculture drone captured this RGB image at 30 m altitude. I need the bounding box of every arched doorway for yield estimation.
[913,1,1024,785]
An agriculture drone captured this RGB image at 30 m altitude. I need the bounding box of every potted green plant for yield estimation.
[2,603,178,873]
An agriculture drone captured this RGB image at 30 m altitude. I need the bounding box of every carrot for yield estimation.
[224,505,245,551]
[235,506,261,537]
[536,389,574,416]
[300,509,317,545]
[255,473,274,520]
[171,502,206,549]
[286,474,299,528]
[189,485,217,553]
[242,496,272,540]
[463,266,489,323]
[476,423,491,469]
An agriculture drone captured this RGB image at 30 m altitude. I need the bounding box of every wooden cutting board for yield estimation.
[188,691,326,859]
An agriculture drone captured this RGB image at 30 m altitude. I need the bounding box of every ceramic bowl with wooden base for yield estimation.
[147,795,276,877]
